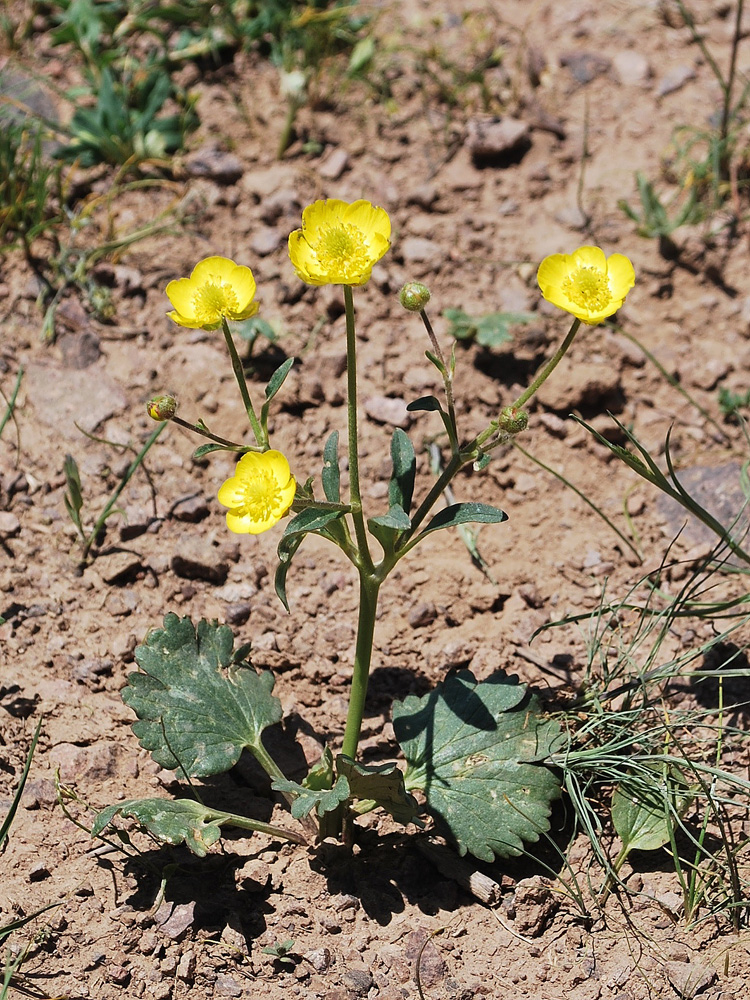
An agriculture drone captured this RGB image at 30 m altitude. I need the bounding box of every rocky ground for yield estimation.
[3,1,750,998]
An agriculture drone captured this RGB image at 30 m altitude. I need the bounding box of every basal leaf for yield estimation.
[417,502,508,541]
[272,775,350,820]
[92,798,224,858]
[388,428,416,514]
[612,766,693,854]
[124,615,282,777]
[393,670,563,861]
[336,755,420,826]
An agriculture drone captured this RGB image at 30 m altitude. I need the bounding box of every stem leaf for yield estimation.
[406,395,444,414]
[271,775,351,820]
[264,357,295,401]
[388,428,416,514]
[276,506,349,609]
[368,504,411,553]
[336,755,420,826]
[322,430,341,503]
[417,502,508,542]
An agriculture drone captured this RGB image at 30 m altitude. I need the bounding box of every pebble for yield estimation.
[405,930,446,988]
[465,116,530,164]
[171,494,210,523]
[535,361,622,412]
[98,552,144,585]
[49,742,119,782]
[171,538,229,584]
[249,226,283,257]
[176,950,196,981]
[0,512,20,537]
[304,947,332,972]
[612,50,651,86]
[60,330,101,369]
[408,601,437,628]
[560,51,611,84]
[28,862,51,881]
[399,236,442,267]
[154,900,196,941]
[225,601,252,626]
[185,146,244,184]
[363,395,411,428]
[318,147,349,180]
[657,65,696,96]
[665,961,716,998]
[213,974,243,997]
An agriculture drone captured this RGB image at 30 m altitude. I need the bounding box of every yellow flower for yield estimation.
[217,450,296,535]
[288,199,391,286]
[166,256,259,330]
[537,246,635,325]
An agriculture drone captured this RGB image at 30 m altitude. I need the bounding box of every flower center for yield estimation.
[315,223,371,275]
[192,279,239,323]
[236,469,282,522]
[562,266,611,313]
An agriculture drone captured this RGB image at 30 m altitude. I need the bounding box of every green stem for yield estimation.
[221,317,265,446]
[513,317,581,410]
[401,451,465,544]
[0,366,23,443]
[420,308,459,453]
[171,414,252,452]
[343,285,374,574]
[210,808,308,845]
[341,572,381,760]
[82,421,166,559]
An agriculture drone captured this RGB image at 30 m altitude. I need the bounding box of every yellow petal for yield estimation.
[228,264,257,311]
[226,510,277,534]
[606,253,636,299]
[302,199,344,232]
[263,449,292,484]
[344,200,391,243]
[536,253,569,294]
[572,246,607,270]
[217,475,245,508]
[191,256,238,284]
[165,277,198,319]
[288,231,325,285]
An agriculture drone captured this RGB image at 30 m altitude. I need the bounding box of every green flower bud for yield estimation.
[399,281,431,312]
[497,406,528,436]
[147,394,177,421]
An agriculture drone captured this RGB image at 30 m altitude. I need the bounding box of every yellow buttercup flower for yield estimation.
[288,199,391,286]
[217,450,296,535]
[166,256,259,330]
[537,246,635,325]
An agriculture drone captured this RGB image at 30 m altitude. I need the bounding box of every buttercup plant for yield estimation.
[92,200,636,860]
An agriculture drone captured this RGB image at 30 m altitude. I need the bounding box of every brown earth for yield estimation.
[3,1,750,998]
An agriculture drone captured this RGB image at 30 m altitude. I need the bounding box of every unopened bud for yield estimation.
[147,394,177,421]
[497,406,528,436]
[399,281,431,312]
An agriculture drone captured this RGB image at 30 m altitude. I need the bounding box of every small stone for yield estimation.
[98,551,144,585]
[657,65,696,96]
[408,602,437,628]
[176,950,196,982]
[342,967,373,995]
[249,226,283,257]
[612,50,651,85]
[535,361,621,412]
[303,947,332,972]
[466,117,530,163]
[318,912,342,934]
[154,901,196,941]
[0,512,20,537]
[171,494,210,523]
[185,146,243,184]
[399,236,442,267]
[171,537,229,584]
[28,862,51,882]
[406,183,438,209]
[665,961,716,998]
[553,204,589,230]
[49,743,118,782]
[560,51,611,84]
[507,876,560,936]
[214,974,243,997]
[106,964,131,986]
[432,639,475,670]
[364,396,411,428]
[225,601,252,626]
[318,147,349,179]
[60,330,101,369]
